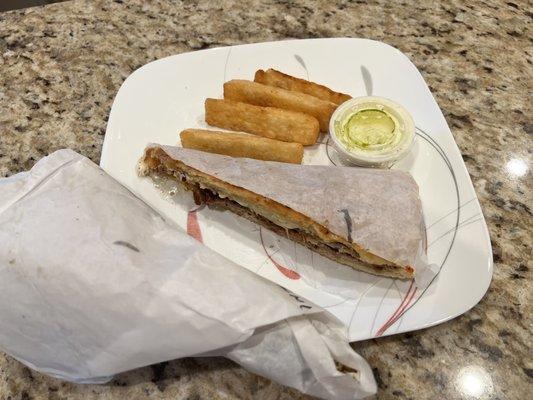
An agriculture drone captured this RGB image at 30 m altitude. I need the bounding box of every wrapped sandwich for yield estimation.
[139,145,424,279]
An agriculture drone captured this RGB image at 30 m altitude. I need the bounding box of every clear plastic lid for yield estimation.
[329,96,415,168]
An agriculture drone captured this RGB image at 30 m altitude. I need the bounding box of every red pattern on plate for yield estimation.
[187,209,203,243]
[259,228,300,280]
[375,280,417,336]
[274,264,301,280]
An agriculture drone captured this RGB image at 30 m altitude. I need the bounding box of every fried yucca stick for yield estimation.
[255,69,351,105]
[205,98,319,145]
[180,129,304,164]
[223,79,337,132]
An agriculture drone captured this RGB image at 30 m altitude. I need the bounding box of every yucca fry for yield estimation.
[205,98,319,145]
[180,129,304,164]
[255,69,351,105]
[223,79,337,132]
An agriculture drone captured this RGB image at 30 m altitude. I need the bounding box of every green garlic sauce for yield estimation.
[335,108,402,153]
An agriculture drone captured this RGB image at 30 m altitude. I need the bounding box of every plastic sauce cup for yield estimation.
[329,96,415,168]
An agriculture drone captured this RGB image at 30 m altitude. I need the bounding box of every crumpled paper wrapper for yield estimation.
[0,150,376,399]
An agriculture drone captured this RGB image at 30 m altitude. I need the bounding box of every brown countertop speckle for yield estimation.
[0,0,531,399]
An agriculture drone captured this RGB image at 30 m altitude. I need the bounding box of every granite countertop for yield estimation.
[0,0,530,398]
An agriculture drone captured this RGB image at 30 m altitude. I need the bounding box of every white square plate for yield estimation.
[101,38,492,341]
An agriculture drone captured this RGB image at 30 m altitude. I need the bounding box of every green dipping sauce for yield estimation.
[336,108,402,153]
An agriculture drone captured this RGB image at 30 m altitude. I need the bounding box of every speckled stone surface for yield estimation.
[0,0,531,399]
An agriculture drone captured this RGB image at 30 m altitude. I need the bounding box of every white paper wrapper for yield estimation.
[0,150,376,399]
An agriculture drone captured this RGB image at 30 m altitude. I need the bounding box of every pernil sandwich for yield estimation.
[139,144,424,279]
